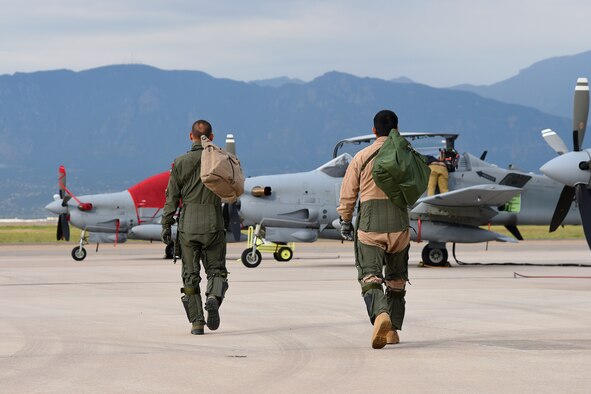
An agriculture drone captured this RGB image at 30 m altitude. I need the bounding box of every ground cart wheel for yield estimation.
[273,247,293,262]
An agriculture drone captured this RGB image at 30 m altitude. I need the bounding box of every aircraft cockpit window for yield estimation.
[317,153,353,177]
[407,135,448,157]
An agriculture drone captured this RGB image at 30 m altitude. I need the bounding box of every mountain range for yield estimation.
[452,50,591,118]
[2,50,588,218]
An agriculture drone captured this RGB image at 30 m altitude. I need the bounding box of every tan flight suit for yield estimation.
[162,140,228,327]
[427,161,449,196]
[337,136,410,330]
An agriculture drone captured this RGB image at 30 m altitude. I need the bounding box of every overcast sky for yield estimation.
[1,0,590,87]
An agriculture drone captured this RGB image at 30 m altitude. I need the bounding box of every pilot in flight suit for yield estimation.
[337,110,410,349]
[161,120,229,335]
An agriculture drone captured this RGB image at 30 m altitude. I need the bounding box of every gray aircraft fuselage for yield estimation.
[238,151,580,246]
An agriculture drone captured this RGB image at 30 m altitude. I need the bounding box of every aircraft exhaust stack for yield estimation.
[251,186,272,197]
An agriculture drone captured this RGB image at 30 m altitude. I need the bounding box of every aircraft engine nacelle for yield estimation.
[264,227,318,243]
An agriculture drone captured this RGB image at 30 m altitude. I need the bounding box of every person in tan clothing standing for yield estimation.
[427,153,449,196]
[337,110,410,349]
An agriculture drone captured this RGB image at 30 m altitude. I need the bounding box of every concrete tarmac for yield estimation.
[1,239,591,393]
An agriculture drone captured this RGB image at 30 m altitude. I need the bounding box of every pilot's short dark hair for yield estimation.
[191,120,213,138]
[373,110,398,136]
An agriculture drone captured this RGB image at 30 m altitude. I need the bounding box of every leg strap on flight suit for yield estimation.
[361,274,385,325]
[384,279,406,298]
[206,272,229,303]
[180,286,202,323]
[181,287,197,295]
[384,246,409,330]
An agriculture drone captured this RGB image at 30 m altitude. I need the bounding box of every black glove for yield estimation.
[161,227,172,244]
[339,218,354,241]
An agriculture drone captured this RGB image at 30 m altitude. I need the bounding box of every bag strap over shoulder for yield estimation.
[359,149,380,184]
[200,135,213,148]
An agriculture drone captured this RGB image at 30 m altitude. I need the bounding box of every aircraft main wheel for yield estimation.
[71,246,87,261]
[165,243,174,259]
[421,245,448,266]
[241,249,262,268]
[273,247,293,262]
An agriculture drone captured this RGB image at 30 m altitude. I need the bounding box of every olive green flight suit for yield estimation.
[356,199,409,330]
[162,140,229,326]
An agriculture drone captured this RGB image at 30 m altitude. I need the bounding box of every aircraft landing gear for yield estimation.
[71,229,89,261]
[71,246,87,261]
[421,243,450,267]
[241,249,262,268]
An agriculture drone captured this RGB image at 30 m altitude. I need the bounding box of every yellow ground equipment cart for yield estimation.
[240,225,295,268]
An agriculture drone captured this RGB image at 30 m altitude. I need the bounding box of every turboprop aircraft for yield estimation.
[238,132,580,267]
[539,77,591,249]
[45,135,242,261]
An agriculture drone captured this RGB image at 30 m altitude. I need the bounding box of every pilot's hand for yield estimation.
[161,227,172,244]
[339,218,354,241]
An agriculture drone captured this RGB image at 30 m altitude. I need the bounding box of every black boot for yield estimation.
[205,296,220,331]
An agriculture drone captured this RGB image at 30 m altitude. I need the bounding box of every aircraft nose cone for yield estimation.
[540,150,591,187]
[45,199,67,215]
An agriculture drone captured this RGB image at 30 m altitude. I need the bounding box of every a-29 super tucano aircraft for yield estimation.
[238,131,581,267]
[45,135,241,261]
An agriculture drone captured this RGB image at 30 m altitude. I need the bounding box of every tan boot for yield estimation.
[371,313,392,349]
[386,330,399,345]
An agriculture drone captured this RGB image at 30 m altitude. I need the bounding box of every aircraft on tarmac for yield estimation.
[539,77,591,249]
[238,131,581,267]
[45,135,242,261]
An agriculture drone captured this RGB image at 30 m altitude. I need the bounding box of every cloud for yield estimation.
[1,0,591,86]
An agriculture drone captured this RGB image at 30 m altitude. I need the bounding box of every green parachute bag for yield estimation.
[372,129,431,209]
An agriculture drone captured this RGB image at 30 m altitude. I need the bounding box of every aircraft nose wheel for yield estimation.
[241,249,262,268]
[421,245,449,267]
[71,246,87,261]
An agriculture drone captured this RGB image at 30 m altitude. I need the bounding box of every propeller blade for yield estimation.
[57,213,70,241]
[225,134,236,156]
[504,225,523,241]
[229,202,242,241]
[541,129,569,155]
[549,185,576,232]
[62,214,70,241]
[575,184,591,249]
[57,215,63,241]
[573,77,589,151]
[58,165,67,198]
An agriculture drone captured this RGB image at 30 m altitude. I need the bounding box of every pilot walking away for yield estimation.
[162,120,229,335]
[338,110,411,349]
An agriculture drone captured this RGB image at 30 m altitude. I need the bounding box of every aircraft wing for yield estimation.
[411,184,522,226]
[416,184,522,207]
